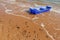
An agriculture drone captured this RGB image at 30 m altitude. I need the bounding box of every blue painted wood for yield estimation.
[29,6,52,14]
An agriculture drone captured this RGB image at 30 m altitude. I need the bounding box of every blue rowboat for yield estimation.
[29,6,52,14]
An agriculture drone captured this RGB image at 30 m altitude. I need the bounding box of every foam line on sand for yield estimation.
[51,9,60,13]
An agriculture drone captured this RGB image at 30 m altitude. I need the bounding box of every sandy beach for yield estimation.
[0,0,60,40]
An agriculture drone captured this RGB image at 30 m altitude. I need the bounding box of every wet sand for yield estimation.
[0,0,60,40]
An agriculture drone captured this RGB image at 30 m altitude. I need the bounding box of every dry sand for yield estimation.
[0,0,60,40]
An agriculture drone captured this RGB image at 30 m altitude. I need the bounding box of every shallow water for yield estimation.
[41,0,60,4]
[27,0,60,4]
